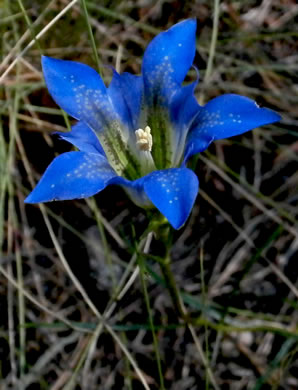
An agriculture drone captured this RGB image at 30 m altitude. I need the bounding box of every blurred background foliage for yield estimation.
[1,0,298,389]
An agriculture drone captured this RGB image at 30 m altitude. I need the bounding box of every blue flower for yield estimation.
[25,19,281,229]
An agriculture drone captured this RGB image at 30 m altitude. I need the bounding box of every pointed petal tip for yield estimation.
[174,18,197,30]
[190,94,282,144]
[41,55,49,71]
[142,18,197,100]
[169,18,197,38]
[254,105,282,127]
[187,18,197,28]
[267,109,282,123]
[41,55,110,125]
[24,152,116,205]
[41,55,69,73]
[24,191,45,204]
[24,194,34,204]
[41,55,54,67]
[24,185,56,204]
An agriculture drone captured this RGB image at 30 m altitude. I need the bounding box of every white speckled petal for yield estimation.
[42,56,117,133]
[143,168,199,229]
[142,19,197,104]
[185,94,281,160]
[110,168,199,229]
[25,152,116,203]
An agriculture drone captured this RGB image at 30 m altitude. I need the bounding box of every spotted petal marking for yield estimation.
[142,19,197,102]
[42,56,140,178]
[185,94,281,160]
[42,56,117,133]
[143,168,199,229]
[25,152,116,203]
[141,20,198,170]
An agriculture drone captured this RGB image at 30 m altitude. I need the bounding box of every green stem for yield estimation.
[80,0,102,75]
[158,253,188,322]
[17,0,42,52]
[149,217,188,322]
[198,0,220,105]
[137,251,165,390]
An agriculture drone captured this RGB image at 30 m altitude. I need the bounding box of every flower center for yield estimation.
[135,126,156,175]
[135,126,153,152]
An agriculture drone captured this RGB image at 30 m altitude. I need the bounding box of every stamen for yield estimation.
[134,126,156,175]
[135,126,153,152]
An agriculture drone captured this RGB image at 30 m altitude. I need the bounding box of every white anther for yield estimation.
[135,126,153,152]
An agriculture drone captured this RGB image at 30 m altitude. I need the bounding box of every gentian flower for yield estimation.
[25,19,280,229]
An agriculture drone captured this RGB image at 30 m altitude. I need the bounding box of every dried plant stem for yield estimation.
[198,0,220,105]
[0,0,79,83]
[17,0,42,52]
[150,219,219,389]
[159,255,219,390]
[137,232,165,390]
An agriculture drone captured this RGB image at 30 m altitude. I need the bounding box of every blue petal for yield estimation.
[142,19,197,103]
[170,79,201,164]
[183,136,214,163]
[170,74,200,129]
[25,152,116,203]
[42,56,116,133]
[185,94,281,160]
[56,122,105,155]
[143,168,199,229]
[108,70,143,130]
[110,175,153,209]
[111,168,199,229]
